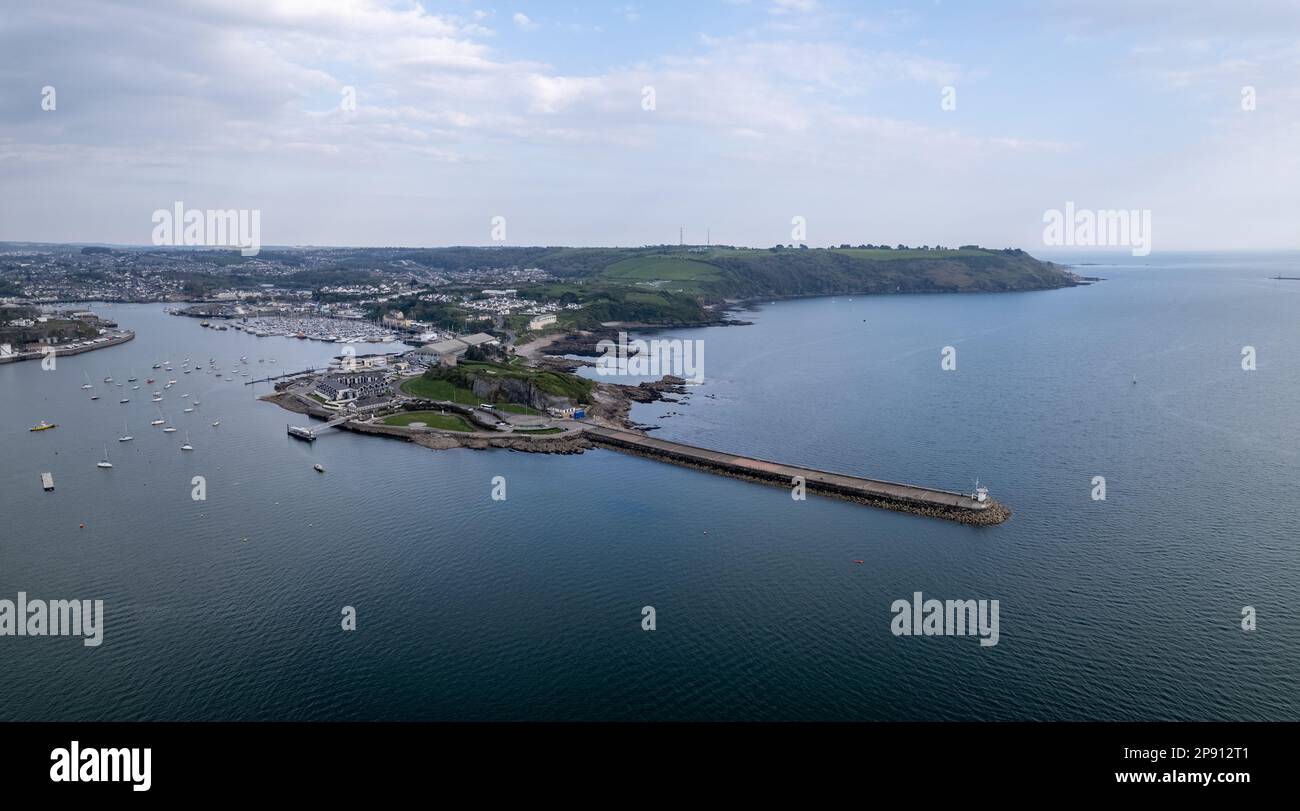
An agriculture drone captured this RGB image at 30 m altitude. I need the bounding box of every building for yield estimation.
[333,352,390,370]
[527,313,557,331]
[547,405,587,419]
[410,338,469,367]
[314,370,392,403]
[460,332,500,348]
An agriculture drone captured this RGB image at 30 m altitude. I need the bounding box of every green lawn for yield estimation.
[382,411,476,432]
[493,403,541,415]
[399,376,481,406]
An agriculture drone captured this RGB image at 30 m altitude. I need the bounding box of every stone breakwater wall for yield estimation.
[582,425,1010,527]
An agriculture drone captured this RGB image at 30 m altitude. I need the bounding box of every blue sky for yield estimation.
[2,0,1299,250]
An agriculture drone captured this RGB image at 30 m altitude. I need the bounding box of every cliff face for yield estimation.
[465,375,576,410]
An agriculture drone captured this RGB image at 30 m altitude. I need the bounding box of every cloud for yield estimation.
[512,12,537,30]
[770,0,818,13]
[2,0,1292,248]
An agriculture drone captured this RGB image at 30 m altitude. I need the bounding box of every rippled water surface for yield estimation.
[2,252,1298,720]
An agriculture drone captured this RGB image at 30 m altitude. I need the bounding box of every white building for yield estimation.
[527,313,557,331]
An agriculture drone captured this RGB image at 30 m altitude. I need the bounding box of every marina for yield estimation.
[184,312,399,344]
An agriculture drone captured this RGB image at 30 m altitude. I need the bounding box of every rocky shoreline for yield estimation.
[262,390,596,454]
[263,389,1009,525]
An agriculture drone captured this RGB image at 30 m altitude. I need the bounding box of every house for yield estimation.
[314,370,392,403]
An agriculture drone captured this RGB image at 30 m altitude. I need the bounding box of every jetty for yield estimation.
[582,425,1009,525]
[248,368,318,386]
[286,414,351,441]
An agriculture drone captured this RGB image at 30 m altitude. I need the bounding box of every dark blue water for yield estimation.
[3,252,1298,720]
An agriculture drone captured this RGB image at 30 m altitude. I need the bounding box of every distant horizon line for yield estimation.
[1,240,1296,255]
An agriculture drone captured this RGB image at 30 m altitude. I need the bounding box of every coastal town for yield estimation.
[1,241,1038,523]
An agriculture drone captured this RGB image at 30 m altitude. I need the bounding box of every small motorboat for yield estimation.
[30,420,57,432]
[313,464,325,473]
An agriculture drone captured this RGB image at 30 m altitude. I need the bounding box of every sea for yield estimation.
[2,251,1298,720]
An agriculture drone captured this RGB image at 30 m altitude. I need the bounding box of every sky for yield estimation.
[1,0,1298,251]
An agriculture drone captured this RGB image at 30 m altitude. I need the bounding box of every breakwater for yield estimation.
[582,425,1010,525]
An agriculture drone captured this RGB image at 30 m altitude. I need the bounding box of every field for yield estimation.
[382,411,476,431]
[601,256,723,282]
[829,248,997,261]
[492,402,541,415]
[399,376,481,406]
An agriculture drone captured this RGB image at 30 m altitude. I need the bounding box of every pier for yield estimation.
[286,414,352,441]
[247,368,318,385]
[582,425,1009,525]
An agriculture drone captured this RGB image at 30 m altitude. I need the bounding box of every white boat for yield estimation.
[211,420,221,427]
[180,431,193,451]
[151,418,165,426]
[152,396,163,402]
[314,463,325,473]
[183,407,194,413]
[119,398,130,404]
[119,421,134,442]
[81,372,94,390]
[163,426,177,433]
[97,445,113,469]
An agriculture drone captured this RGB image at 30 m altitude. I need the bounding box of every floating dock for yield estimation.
[41,472,54,491]
[287,413,351,442]
[582,425,1009,525]
[287,425,317,441]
